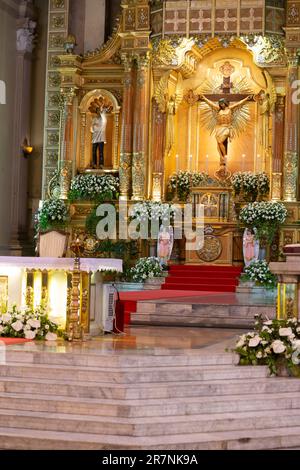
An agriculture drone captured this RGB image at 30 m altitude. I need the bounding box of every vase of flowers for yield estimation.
[168,171,208,202]
[37,198,69,232]
[239,201,287,249]
[0,305,61,341]
[130,257,164,289]
[233,314,300,377]
[240,260,278,293]
[231,172,270,203]
[69,174,119,202]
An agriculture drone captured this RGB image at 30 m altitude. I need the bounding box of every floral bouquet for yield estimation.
[231,172,270,201]
[240,260,277,289]
[233,314,300,376]
[239,201,287,245]
[130,257,163,283]
[168,171,208,202]
[38,199,69,231]
[130,201,178,224]
[0,305,60,341]
[69,174,119,202]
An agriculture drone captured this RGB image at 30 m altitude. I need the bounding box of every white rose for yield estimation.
[45,332,57,341]
[256,351,263,358]
[25,330,36,340]
[279,327,293,337]
[264,320,273,325]
[2,313,11,323]
[271,339,286,354]
[296,327,300,334]
[249,336,261,347]
[0,325,4,333]
[28,319,41,329]
[11,320,23,332]
[236,338,245,348]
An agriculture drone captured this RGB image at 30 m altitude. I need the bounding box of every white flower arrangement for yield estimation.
[38,199,69,231]
[130,257,163,283]
[233,315,300,376]
[130,201,178,224]
[239,201,287,244]
[69,174,119,202]
[231,172,270,201]
[168,171,208,201]
[241,260,277,289]
[0,305,60,341]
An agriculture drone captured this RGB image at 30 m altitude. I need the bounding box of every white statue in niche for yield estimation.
[16,20,37,53]
[243,228,259,267]
[0,80,6,105]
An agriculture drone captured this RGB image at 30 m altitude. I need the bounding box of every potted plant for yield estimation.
[233,314,300,377]
[240,260,277,297]
[239,201,287,258]
[37,198,69,232]
[168,171,208,202]
[130,257,165,290]
[68,174,119,203]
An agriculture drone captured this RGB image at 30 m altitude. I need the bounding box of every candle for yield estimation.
[175,154,179,173]
[257,154,260,172]
[189,154,193,171]
[205,154,209,174]
[241,154,246,172]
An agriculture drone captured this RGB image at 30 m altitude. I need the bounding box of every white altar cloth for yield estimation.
[0,257,123,273]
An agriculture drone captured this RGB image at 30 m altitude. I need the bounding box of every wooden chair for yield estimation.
[37,230,69,258]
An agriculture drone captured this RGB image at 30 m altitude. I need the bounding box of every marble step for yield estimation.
[1,425,300,450]
[0,375,298,400]
[0,390,298,418]
[131,313,259,328]
[5,349,237,368]
[1,408,300,438]
[135,303,275,317]
[0,362,269,383]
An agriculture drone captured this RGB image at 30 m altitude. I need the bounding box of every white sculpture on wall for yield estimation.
[0,80,5,105]
[16,19,37,53]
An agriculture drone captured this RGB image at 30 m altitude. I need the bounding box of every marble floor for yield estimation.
[3,325,246,355]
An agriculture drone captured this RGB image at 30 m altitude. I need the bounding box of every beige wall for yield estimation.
[0,1,18,254]
[84,0,106,53]
[28,0,48,221]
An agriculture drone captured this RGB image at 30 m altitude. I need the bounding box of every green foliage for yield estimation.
[241,260,278,289]
[233,314,300,376]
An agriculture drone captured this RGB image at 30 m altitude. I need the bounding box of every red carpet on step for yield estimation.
[162,264,242,293]
[0,338,32,345]
[119,289,213,325]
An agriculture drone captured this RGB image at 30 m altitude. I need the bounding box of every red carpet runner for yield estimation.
[162,264,243,292]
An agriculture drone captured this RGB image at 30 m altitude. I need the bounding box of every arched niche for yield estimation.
[78,89,121,170]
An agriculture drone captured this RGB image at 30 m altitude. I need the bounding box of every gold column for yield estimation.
[271,95,285,201]
[132,53,150,201]
[283,52,299,202]
[119,53,134,200]
[58,88,76,200]
[113,111,120,170]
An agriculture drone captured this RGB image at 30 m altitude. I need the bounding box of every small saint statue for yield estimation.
[90,97,112,169]
[157,225,174,266]
[243,228,259,267]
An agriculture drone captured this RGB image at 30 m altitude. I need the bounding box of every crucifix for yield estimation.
[199,61,255,178]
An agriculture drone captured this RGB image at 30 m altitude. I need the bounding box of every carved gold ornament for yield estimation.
[197,235,222,262]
